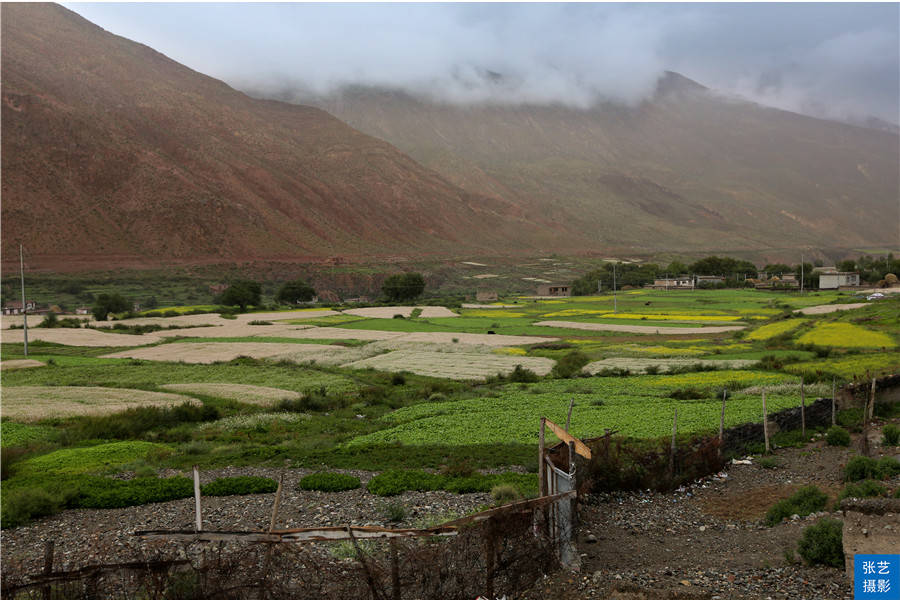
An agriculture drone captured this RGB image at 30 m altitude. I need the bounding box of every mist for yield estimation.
[66,3,899,124]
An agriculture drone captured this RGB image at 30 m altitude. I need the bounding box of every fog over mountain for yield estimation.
[65,3,899,126]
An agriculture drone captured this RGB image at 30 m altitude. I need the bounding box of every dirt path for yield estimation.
[535,321,745,335]
[794,303,867,315]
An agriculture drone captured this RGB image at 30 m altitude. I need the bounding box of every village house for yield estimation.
[536,284,571,297]
[75,307,91,315]
[818,271,860,289]
[650,276,692,289]
[2,300,36,315]
[694,275,726,286]
[476,290,499,302]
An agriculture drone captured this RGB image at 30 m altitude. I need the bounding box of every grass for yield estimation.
[1,361,361,395]
[0,422,58,448]
[12,441,171,477]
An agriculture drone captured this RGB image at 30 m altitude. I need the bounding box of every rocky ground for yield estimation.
[3,428,898,599]
[522,430,900,600]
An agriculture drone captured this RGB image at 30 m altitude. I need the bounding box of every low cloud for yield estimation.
[67,3,900,123]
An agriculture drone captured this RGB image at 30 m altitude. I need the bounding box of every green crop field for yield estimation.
[347,370,800,446]
[796,322,897,349]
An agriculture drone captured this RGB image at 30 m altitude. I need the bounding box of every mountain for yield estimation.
[272,71,899,254]
[1,3,554,272]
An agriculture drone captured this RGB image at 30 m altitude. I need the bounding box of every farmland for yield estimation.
[1,286,897,530]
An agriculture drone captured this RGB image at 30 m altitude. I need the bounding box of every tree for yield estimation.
[382,273,425,302]
[665,261,688,275]
[276,279,316,305]
[92,293,130,321]
[217,280,261,311]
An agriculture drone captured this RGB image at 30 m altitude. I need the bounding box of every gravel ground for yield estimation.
[1,466,491,579]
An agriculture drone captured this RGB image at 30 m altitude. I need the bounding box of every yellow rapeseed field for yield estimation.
[745,319,808,341]
[796,322,897,348]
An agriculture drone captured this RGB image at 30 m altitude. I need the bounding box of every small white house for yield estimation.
[819,272,860,289]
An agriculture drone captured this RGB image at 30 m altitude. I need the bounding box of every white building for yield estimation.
[819,272,860,289]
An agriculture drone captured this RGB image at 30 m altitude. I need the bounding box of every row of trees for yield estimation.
[570,255,762,294]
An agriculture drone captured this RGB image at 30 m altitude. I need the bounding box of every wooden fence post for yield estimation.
[800,378,806,440]
[42,540,54,600]
[668,408,677,479]
[538,417,547,497]
[762,391,770,454]
[718,389,726,457]
[193,465,202,531]
[831,377,836,426]
[484,518,495,600]
[390,538,401,600]
[869,378,877,421]
[269,475,284,532]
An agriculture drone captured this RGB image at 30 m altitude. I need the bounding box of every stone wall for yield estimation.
[840,498,900,584]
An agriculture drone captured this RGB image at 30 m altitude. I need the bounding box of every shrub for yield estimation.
[75,476,193,509]
[835,480,887,505]
[825,426,850,447]
[758,457,779,469]
[298,473,361,492]
[843,455,899,481]
[391,373,406,386]
[883,423,900,446]
[552,351,590,379]
[1,487,64,528]
[508,364,540,383]
[1,447,27,481]
[668,387,707,400]
[201,476,278,496]
[248,320,273,326]
[796,519,844,567]
[764,485,828,526]
[383,502,406,523]
[491,484,522,506]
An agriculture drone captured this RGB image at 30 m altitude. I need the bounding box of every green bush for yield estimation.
[1,487,64,528]
[508,365,540,383]
[797,519,844,567]
[845,455,900,481]
[201,476,278,496]
[835,480,887,505]
[75,476,193,509]
[491,484,522,506]
[765,485,828,526]
[298,473,361,492]
[825,426,850,447]
[383,502,406,523]
[758,457,779,469]
[883,423,900,446]
[552,351,590,379]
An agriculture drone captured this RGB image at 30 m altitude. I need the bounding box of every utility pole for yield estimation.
[800,253,804,294]
[20,244,29,357]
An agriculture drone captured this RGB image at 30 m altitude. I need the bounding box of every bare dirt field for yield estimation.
[395,331,554,346]
[0,359,46,371]
[159,383,300,406]
[343,350,554,380]
[342,306,458,319]
[794,303,867,315]
[102,342,354,364]
[1,328,163,347]
[2,386,197,421]
[535,321,746,335]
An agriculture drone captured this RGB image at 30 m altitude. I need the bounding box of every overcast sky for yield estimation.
[65,3,900,125]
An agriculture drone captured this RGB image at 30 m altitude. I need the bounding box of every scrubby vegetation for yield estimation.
[298,472,362,492]
[796,519,844,568]
[764,486,828,526]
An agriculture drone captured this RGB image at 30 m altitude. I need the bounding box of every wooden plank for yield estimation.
[136,492,575,545]
[136,525,458,543]
[539,417,547,497]
[437,490,576,529]
[544,418,592,460]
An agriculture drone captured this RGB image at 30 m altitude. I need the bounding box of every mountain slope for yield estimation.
[1,3,553,270]
[288,72,899,252]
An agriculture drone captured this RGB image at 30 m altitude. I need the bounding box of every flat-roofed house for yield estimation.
[536,284,571,297]
[819,272,860,289]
